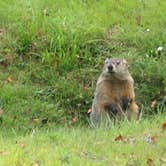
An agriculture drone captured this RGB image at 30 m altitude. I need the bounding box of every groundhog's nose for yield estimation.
[108,65,113,71]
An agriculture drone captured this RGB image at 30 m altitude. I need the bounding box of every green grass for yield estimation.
[0,0,166,165]
[1,114,166,165]
[0,0,166,127]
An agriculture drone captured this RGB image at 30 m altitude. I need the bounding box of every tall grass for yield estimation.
[0,0,166,127]
[1,0,166,61]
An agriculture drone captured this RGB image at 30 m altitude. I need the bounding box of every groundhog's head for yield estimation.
[103,58,129,78]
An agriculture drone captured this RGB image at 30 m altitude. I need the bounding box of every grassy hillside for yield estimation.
[1,0,166,128]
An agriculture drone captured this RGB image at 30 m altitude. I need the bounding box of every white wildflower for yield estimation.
[157,46,163,51]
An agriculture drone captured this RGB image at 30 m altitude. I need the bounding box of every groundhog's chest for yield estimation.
[97,79,132,102]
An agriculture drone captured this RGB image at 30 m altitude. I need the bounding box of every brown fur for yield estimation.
[90,58,139,126]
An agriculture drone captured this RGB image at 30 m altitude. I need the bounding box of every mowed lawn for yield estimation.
[1,114,166,166]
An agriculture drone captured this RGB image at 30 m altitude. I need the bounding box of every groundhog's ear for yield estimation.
[123,59,128,67]
[105,58,109,63]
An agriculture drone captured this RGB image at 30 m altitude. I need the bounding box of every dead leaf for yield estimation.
[31,161,41,166]
[19,143,26,149]
[150,100,157,108]
[32,118,40,124]
[6,76,13,83]
[31,163,39,166]
[83,86,89,91]
[147,158,154,166]
[150,135,158,143]
[115,134,125,142]
[72,117,78,123]
[136,15,142,26]
[162,122,166,131]
[0,150,9,156]
[26,108,32,113]
[106,30,112,40]
[160,158,166,163]
[33,42,38,47]
[0,29,5,36]
[0,108,3,116]
[16,140,26,148]
[87,108,92,114]
[37,29,43,37]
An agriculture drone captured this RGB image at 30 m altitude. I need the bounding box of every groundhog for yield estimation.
[90,58,139,126]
